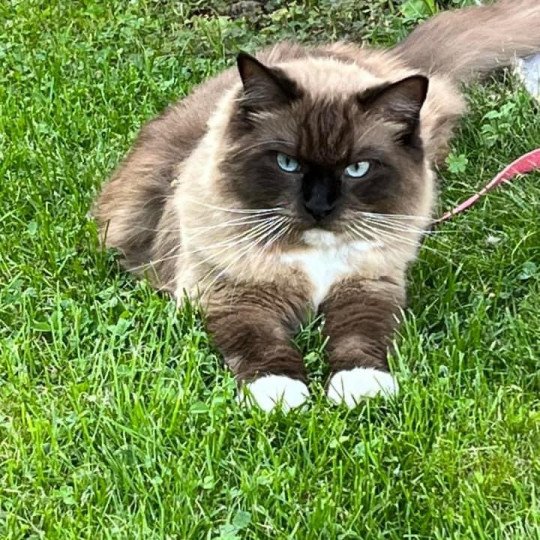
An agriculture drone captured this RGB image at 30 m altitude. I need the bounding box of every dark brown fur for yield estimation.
[93,1,540,407]
[206,282,311,381]
[321,277,405,374]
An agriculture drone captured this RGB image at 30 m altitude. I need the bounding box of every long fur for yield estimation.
[93,0,540,392]
[395,0,540,81]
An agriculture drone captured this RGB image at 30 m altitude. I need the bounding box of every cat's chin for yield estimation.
[327,368,398,408]
[301,228,361,249]
[302,228,339,248]
[238,375,309,412]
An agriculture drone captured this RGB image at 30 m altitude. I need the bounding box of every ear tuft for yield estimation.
[236,52,302,111]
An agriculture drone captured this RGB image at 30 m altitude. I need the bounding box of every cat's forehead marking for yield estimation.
[296,97,354,164]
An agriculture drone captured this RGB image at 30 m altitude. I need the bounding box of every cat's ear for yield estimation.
[360,75,429,138]
[237,52,302,110]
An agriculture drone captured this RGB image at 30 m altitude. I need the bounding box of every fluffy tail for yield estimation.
[394,0,540,83]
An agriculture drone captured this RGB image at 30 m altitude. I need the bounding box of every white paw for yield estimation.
[239,375,309,412]
[327,368,398,408]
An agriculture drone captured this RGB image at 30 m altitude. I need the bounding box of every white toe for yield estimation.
[327,368,398,408]
[239,375,309,412]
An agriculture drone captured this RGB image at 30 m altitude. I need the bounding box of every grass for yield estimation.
[1,0,539,537]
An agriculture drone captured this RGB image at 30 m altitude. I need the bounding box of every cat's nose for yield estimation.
[303,199,335,222]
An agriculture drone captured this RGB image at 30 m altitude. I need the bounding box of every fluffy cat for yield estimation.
[94,0,540,411]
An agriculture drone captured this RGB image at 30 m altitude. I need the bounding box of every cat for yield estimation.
[94,0,540,411]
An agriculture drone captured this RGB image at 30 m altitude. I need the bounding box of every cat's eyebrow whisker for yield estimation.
[227,139,295,157]
[184,197,284,215]
[351,121,382,149]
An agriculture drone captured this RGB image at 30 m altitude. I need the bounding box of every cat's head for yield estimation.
[218,52,432,247]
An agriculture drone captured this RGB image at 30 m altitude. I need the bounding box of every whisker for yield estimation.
[187,217,288,280]
[359,211,433,221]
[130,225,182,234]
[187,219,284,270]
[127,241,182,274]
[225,219,292,302]
[128,218,279,274]
[132,192,175,211]
[362,217,454,245]
[198,218,287,298]
[262,217,293,250]
[250,217,289,251]
[361,220,420,246]
[362,216,428,236]
[185,215,283,241]
[347,224,374,244]
[360,221,442,254]
[129,215,273,235]
[365,221,449,236]
[159,222,276,300]
[226,139,295,157]
[360,213,458,236]
[184,197,284,215]
[129,252,180,275]
[266,219,292,247]
[347,223,387,257]
[111,209,279,237]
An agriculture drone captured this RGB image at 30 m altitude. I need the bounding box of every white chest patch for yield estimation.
[280,230,379,308]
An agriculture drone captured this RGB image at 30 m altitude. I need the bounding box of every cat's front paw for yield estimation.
[239,375,309,412]
[327,367,398,408]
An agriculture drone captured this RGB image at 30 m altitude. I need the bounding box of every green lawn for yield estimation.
[1,1,539,538]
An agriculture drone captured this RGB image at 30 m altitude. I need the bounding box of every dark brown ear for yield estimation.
[237,52,302,111]
[359,75,429,142]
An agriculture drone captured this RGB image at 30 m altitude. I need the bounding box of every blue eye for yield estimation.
[345,161,370,178]
[276,152,301,173]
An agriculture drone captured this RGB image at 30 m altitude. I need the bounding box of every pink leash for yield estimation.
[434,148,540,224]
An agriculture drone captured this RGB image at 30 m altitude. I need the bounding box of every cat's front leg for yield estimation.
[205,283,310,412]
[320,277,405,408]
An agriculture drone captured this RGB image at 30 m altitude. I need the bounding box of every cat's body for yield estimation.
[94,0,540,410]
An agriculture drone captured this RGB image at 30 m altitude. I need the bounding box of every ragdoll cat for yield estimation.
[94,0,540,411]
